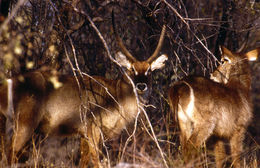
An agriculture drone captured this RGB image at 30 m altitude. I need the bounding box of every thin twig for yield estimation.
[78,7,143,165]
[139,105,169,168]
[68,3,169,168]
[0,0,27,35]
[162,0,219,62]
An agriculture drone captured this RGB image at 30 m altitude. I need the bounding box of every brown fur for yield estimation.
[0,54,167,168]
[168,46,258,168]
[0,21,168,167]
[0,58,165,167]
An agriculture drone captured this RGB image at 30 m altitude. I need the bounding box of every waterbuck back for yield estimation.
[168,46,259,168]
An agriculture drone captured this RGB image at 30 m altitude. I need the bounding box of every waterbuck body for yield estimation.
[168,46,258,168]
[0,22,167,167]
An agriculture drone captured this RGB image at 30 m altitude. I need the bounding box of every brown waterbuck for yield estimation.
[168,46,258,168]
[0,22,167,167]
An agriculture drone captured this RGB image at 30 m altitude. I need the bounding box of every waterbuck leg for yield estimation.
[214,139,226,168]
[0,113,6,160]
[8,123,35,164]
[184,120,215,162]
[90,125,101,168]
[230,128,245,168]
[79,124,101,168]
[79,137,90,168]
[8,94,42,164]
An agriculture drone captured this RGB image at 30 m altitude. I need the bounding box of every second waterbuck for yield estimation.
[168,46,258,168]
[0,23,167,167]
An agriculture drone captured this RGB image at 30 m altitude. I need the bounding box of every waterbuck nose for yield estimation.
[136,83,148,92]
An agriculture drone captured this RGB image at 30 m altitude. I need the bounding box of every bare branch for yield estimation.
[162,0,219,62]
[0,0,27,35]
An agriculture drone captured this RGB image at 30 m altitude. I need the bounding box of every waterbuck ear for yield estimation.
[221,46,233,56]
[150,54,168,71]
[220,46,232,63]
[245,48,259,61]
[115,51,132,70]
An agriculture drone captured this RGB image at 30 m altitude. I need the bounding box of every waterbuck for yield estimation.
[168,46,258,168]
[0,22,168,167]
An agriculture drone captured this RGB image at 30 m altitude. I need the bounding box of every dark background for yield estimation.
[0,0,259,167]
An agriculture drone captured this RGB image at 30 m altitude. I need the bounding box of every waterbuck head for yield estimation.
[112,16,167,101]
[211,46,259,90]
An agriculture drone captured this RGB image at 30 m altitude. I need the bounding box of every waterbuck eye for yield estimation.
[220,59,225,64]
[221,57,231,64]
[223,58,229,62]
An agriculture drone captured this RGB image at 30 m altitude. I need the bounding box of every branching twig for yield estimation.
[139,105,168,168]
[67,3,169,168]
[76,6,143,164]
[0,0,27,35]
[163,0,219,63]
[49,1,83,92]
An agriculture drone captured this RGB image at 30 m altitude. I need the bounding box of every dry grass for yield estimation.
[1,114,259,168]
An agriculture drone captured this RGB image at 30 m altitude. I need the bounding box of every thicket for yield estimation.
[0,0,259,167]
